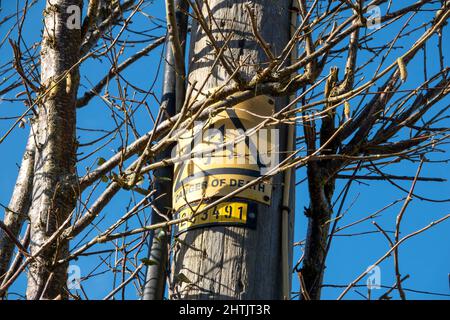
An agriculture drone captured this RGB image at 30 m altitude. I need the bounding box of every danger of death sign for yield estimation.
[172,95,278,215]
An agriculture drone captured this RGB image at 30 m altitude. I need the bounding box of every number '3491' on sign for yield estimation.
[176,202,257,233]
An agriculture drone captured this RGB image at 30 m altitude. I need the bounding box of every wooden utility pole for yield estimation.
[171,0,295,299]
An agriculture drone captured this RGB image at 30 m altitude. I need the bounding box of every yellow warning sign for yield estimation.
[172,95,277,211]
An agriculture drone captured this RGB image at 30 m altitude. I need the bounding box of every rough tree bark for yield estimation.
[26,0,82,299]
[300,21,360,300]
[300,163,335,299]
[171,0,295,299]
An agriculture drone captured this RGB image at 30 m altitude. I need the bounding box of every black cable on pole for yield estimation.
[142,0,188,300]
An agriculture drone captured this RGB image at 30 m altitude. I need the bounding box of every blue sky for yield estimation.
[0,1,449,300]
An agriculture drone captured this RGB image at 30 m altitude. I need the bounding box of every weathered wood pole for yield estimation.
[171,0,295,299]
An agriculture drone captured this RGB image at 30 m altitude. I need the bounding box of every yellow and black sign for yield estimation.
[172,95,276,231]
[176,201,257,233]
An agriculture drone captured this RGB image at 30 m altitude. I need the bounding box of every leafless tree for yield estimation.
[0,0,449,300]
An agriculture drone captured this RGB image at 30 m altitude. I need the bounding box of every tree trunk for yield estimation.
[171,0,294,299]
[300,163,335,300]
[26,0,81,300]
[0,132,35,282]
